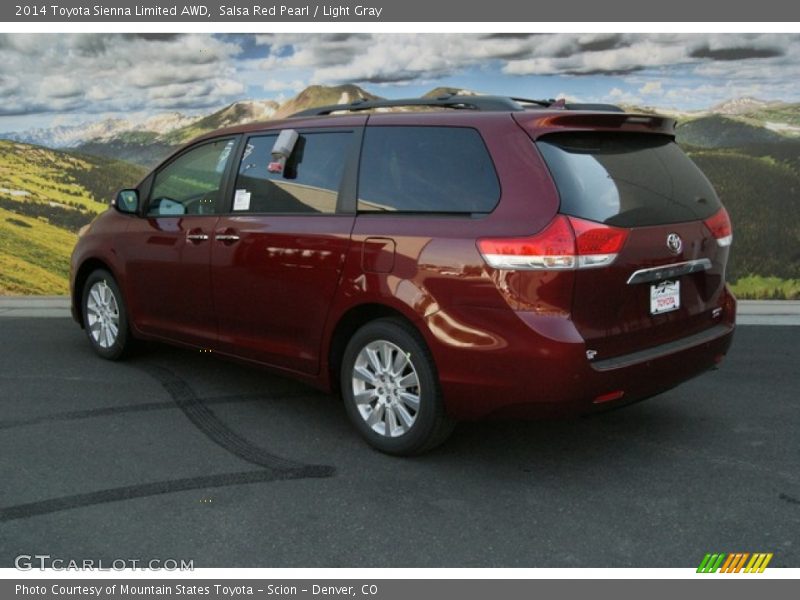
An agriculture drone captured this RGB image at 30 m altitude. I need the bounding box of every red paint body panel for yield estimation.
[571,221,729,358]
[210,214,354,374]
[71,105,735,423]
[122,215,220,345]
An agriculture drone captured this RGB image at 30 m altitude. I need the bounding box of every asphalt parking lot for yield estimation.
[0,317,798,568]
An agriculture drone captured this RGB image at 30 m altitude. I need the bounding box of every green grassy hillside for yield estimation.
[77,137,173,170]
[688,147,800,282]
[676,116,785,147]
[729,275,800,300]
[0,140,145,294]
[739,103,800,128]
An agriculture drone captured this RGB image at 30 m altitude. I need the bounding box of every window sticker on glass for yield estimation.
[233,189,251,211]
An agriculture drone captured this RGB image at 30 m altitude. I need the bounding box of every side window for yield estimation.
[233,131,353,214]
[147,139,235,216]
[357,126,500,213]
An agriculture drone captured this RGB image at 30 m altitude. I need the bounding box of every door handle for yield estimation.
[186,231,209,243]
[215,229,240,244]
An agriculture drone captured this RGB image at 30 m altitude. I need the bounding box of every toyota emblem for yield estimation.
[666,233,683,254]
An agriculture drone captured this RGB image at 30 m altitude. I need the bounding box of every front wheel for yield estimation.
[340,318,455,455]
[82,269,132,360]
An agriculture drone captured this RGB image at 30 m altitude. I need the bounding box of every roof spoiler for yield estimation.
[515,112,677,138]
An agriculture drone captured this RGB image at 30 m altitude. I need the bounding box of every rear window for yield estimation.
[537,133,721,227]
[357,126,500,213]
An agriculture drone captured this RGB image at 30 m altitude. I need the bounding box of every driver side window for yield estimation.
[147,139,235,216]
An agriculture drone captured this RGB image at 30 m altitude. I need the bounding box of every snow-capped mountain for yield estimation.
[709,97,777,115]
[3,112,198,149]
[3,118,129,148]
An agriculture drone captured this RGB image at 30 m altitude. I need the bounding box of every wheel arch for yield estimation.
[325,302,428,393]
[72,257,119,328]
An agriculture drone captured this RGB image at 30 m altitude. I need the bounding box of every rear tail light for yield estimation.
[703,207,733,247]
[570,217,630,268]
[477,215,629,270]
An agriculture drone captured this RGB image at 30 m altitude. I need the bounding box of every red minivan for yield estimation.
[70,95,735,455]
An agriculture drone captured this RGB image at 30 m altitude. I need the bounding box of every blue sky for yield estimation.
[1,33,799,131]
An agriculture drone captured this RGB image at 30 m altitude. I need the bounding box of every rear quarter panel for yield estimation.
[319,113,563,397]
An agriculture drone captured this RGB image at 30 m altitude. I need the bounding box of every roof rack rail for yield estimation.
[290,94,527,117]
[510,96,558,108]
[289,94,625,117]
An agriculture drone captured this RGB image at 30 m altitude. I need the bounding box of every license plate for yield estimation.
[650,280,680,315]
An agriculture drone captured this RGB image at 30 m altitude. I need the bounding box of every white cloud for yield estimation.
[639,81,663,94]
[0,33,244,116]
[606,87,643,106]
[252,33,800,94]
[1,32,800,122]
[554,91,586,103]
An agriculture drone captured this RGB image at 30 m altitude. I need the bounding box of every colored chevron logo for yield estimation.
[697,553,773,573]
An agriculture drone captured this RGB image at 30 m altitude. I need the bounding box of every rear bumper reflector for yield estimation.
[593,390,626,404]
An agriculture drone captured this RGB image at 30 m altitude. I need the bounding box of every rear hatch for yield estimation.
[535,131,731,360]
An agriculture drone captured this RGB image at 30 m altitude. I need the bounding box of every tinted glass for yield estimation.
[233,131,353,214]
[537,133,721,227]
[357,127,500,213]
[148,139,234,216]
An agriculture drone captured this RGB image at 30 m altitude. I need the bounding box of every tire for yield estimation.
[81,269,133,360]
[340,318,455,455]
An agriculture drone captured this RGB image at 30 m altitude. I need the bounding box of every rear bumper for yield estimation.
[426,293,736,420]
[590,323,731,371]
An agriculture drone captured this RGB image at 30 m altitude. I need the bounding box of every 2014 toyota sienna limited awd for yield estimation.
[70,94,736,455]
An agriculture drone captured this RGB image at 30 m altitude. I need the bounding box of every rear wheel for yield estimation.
[340,318,455,455]
[82,269,132,360]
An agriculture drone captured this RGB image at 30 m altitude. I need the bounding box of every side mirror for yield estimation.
[114,189,139,214]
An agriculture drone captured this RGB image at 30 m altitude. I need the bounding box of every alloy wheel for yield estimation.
[85,280,120,349]
[351,340,421,437]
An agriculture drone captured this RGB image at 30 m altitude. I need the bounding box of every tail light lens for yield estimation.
[703,207,733,247]
[570,217,630,268]
[478,215,629,270]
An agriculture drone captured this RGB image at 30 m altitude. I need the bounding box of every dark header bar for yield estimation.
[2,0,799,22]
[3,579,797,600]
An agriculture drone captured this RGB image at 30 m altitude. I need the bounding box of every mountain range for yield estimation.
[6,86,800,168]
[1,84,800,295]
[2,85,378,165]
[7,88,800,152]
